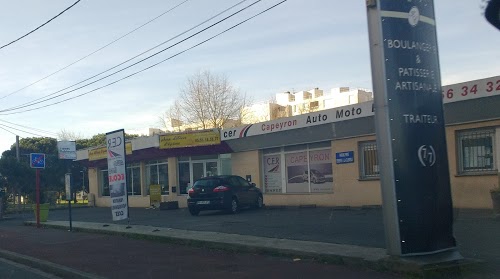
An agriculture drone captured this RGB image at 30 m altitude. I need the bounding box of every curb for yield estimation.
[0,249,105,279]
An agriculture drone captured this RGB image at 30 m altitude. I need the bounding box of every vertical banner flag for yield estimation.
[367,0,456,255]
[106,129,129,221]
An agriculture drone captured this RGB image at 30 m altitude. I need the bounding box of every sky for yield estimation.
[0,0,499,154]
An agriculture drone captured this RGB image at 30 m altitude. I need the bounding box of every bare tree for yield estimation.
[57,129,83,141]
[162,71,249,130]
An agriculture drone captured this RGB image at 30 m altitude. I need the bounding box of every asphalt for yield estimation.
[1,206,498,278]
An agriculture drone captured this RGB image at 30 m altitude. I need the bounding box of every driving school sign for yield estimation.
[106,129,129,221]
[367,0,455,256]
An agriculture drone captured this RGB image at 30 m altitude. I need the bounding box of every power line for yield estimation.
[0,0,190,101]
[0,123,53,138]
[0,0,81,51]
[0,0,288,115]
[0,0,248,111]
[0,0,260,113]
[0,119,58,136]
[0,125,17,136]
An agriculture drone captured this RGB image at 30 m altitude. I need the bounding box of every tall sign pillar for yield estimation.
[366,0,458,256]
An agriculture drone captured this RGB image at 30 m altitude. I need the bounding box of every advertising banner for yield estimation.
[368,0,455,255]
[285,152,309,193]
[263,155,282,193]
[160,130,220,149]
[221,102,374,141]
[309,150,333,193]
[149,185,162,207]
[57,141,77,160]
[106,129,129,221]
[89,142,132,161]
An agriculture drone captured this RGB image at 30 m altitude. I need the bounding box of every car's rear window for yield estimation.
[193,178,222,188]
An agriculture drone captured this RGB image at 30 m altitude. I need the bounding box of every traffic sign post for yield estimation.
[65,173,73,231]
[30,153,45,228]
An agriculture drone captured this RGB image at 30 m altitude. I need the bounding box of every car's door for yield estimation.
[235,176,255,205]
[227,176,245,203]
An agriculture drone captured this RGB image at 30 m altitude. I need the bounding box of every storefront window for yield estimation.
[100,169,109,197]
[359,141,379,179]
[458,129,496,173]
[146,160,169,195]
[126,163,141,196]
[263,154,283,193]
[263,143,333,194]
[178,162,190,195]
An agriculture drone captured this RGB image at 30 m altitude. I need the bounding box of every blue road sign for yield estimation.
[30,153,46,169]
[336,151,354,164]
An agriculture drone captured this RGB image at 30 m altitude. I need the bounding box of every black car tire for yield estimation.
[189,207,200,216]
[255,195,264,209]
[228,197,239,214]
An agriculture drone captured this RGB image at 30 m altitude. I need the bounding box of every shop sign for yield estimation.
[149,185,162,206]
[368,0,455,255]
[57,141,77,160]
[221,102,374,141]
[106,129,128,221]
[89,142,132,161]
[159,130,220,149]
[263,155,282,193]
[336,151,354,164]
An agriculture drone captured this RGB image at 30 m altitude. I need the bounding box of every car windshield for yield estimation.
[193,179,222,188]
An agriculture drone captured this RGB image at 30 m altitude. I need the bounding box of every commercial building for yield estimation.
[78,76,500,209]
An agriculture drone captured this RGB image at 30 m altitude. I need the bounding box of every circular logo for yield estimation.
[408,6,420,27]
[418,145,436,167]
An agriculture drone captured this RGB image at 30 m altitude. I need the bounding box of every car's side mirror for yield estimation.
[251,183,256,187]
[485,0,500,30]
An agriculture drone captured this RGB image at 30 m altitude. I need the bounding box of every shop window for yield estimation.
[126,164,141,196]
[146,160,169,195]
[178,162,190,195]
[100,170,110,196]
[359,141,379,179]
[458,129,496,173]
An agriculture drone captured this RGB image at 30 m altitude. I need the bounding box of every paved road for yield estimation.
[6,206,500,276]
[0,257,59,279]
[0,219,400,279]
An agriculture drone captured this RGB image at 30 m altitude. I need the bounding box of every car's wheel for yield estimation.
[254,195,264,209]
[229,197,239,214]
[189,207,200,216]
[312,177,317,184]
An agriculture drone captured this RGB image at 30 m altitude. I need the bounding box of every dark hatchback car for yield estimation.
[187,175,263,216]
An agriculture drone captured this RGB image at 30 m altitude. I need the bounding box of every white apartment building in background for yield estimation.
[276,87,373,116]
[241,87,373,124]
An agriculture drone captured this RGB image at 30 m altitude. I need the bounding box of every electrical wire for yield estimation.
[1,0,248,111]
[0,0,190,100]
[0,124,17,136]
[0,0,288,115]
[0,123,53,138]
[0,0,81,51]
[0,119,58,136]
[0,0,260,113]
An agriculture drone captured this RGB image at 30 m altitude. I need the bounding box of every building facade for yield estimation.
[78,76,500,210]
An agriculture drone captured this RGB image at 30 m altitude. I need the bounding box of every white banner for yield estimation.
[441,75,500,103]
[57,141,77,160]
[106,129,128,221]
[221,101,375,141]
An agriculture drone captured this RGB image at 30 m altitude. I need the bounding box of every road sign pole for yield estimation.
[36,169,40,228]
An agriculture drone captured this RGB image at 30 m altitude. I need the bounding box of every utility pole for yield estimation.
[16,135,21,210]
